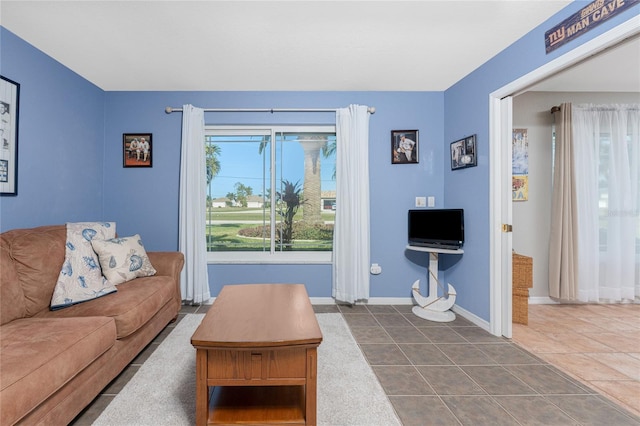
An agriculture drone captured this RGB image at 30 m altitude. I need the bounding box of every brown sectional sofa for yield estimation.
[0,224,185,425]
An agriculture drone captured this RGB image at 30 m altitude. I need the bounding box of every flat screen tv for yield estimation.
[408,209,464,249]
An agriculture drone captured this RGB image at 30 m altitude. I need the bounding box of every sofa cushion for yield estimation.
[1,225,67,316]
[0,316,116,426]
[91,234,157,285]
[51,222,117,310]
[37,275,176,339]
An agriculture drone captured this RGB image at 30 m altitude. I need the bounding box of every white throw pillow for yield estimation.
[51,222,117,310]
[91,234,157,285]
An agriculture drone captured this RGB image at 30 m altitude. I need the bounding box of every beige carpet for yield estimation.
[93,313,400,425]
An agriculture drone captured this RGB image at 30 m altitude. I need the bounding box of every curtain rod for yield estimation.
[550,105,640,113]
[165,106,376,114]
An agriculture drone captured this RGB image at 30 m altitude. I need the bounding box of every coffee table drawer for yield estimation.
[207,348,307,380]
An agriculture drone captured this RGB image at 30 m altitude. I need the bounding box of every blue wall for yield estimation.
[442,2,640,320]
[2,0,638,318]
[0,28,106,231]
[1,25,446,300]
[103,91,444,298]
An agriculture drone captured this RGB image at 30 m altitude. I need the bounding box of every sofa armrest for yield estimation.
[148,252,184,281]
[148,252,184,303]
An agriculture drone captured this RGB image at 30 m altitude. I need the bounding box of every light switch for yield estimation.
[428,196,435,207]
[415,197,427,207]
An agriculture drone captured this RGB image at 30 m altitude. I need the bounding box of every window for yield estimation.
[597,132,639,251]
[552,117,639,253]
[205,126,336,263]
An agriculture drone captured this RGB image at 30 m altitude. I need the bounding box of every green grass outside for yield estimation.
[206,208,333,251]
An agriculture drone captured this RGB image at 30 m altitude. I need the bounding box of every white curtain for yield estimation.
[333,105,370,304]
[572,104,640,302]
[179,104,211,304]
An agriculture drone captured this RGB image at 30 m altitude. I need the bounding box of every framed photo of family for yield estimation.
[450,134,477,170]
[391,130,419,164]
[0,76,20,195]
[123,133,152,168]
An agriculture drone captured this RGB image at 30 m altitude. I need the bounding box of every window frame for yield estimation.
[205,124,336,265]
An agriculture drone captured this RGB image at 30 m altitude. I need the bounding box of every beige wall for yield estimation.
[512,91,640,300]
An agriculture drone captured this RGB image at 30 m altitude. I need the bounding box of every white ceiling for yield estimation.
[1,0,580,92]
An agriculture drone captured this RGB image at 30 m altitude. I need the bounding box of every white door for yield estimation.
[500,96,514,338]
[489,95,513,338]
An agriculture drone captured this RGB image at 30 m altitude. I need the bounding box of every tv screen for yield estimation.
[408,209,464,249]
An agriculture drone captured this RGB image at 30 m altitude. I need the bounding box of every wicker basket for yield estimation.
[512,287,530,325]
[512,253,533,289]
[512,252,533,325]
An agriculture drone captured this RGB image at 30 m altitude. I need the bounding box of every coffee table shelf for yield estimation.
[209,385,305,424]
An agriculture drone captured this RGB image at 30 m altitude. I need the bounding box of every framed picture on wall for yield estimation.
[123,133,152,168]
[450,134,477,170]
[391,130,419,164]
[0,76,20,195]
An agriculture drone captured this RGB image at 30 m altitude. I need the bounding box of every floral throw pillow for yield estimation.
[50,222,117,310]
[91,234,157,285]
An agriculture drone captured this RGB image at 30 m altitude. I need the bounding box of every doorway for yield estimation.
[489,16,640,338]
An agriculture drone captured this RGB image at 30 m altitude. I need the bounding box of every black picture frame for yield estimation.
[123,133,152,168]
[0,76,19,195]
[391,130,419,164]
[450,134,477,170]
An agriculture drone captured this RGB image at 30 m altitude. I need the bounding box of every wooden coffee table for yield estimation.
[191,284,323,425]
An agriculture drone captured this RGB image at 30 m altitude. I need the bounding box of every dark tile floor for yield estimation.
[319,304,640,426]
[72,303,640,425]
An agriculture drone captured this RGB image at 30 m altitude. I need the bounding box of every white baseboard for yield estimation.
[200,296,487,332]
[309,297,490,333]
[364,297,414,305]
[451,304,491,332]
[310,297,337,305]
[204,296,416,306]
[528,296,560,305]
[528,296,640,305]
[310,297,414,305]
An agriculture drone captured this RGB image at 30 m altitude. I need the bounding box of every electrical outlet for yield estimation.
[370,263,382,275]
[428,196,435,207]
[415,197,427,207]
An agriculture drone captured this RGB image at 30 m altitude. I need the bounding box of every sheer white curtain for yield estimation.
[572,104,640,302]
[179,104,211,304]
[333,105,370,304]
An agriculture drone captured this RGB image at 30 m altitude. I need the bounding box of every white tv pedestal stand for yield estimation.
[407,245,463,322]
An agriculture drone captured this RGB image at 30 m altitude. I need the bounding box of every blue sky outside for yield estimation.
[207,134,337,200]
